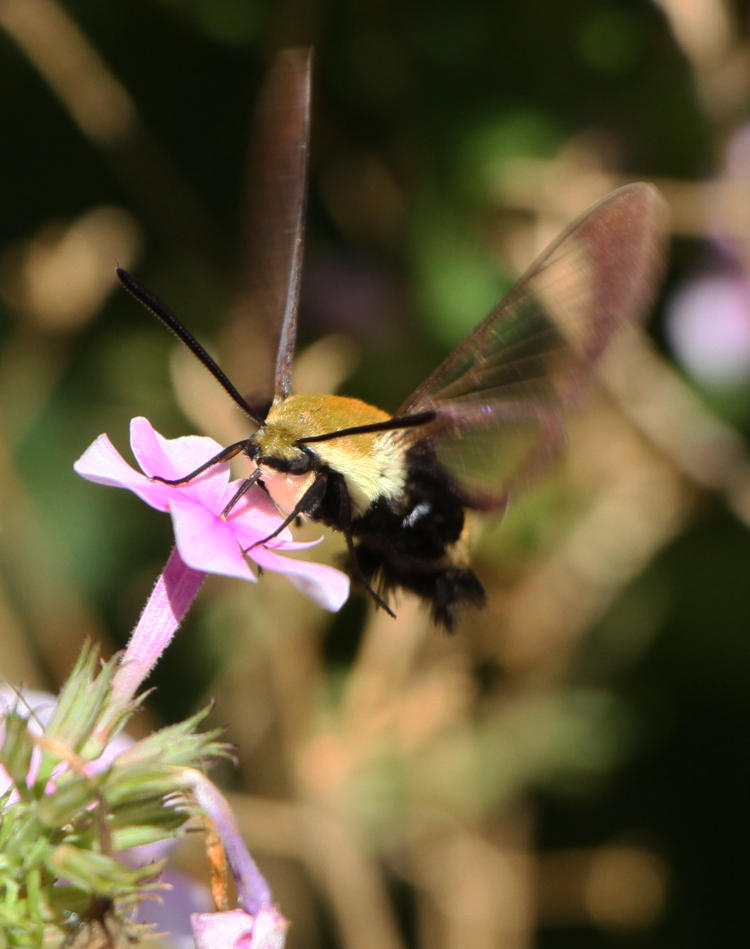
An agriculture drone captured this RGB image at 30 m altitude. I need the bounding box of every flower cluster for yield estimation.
[0,647,224,945]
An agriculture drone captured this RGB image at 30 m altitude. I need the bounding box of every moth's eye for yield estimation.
[285,451,314,474]
[246,440,260,461]
[259,450,314,474]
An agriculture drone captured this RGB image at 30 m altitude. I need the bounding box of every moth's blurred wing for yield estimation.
[238,47,311,410]
[396,183,666,508]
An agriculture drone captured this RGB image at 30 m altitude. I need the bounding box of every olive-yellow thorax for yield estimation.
[249,393,408,517]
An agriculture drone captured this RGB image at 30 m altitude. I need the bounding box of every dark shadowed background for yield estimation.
[1,1,749,946]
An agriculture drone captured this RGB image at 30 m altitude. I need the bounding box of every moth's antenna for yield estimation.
[117,267,264,425]
[297,411,436,445]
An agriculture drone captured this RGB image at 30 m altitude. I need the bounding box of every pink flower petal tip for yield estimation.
[192,906,288,949]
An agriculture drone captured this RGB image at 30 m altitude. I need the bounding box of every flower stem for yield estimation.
[106,547,205,725]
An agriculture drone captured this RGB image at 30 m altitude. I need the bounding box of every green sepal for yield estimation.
[0,712,35,801]
[48,845,163,899]
[33,646,118,791]
[110,823,185,851]
[36,775,102,829]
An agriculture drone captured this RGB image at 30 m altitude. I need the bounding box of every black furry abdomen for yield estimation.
[347,445,485,630]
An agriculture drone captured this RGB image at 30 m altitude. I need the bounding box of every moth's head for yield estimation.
[246,429,318,475]
[246,430,319,517]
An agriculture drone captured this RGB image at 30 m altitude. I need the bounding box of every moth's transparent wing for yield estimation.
[237,47,311,409]
[396,183,666,508]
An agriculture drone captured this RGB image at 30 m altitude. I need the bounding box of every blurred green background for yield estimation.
[2,1,750,946]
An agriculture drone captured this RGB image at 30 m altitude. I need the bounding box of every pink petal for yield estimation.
[192,906,287,949]
[130,417,231,512]
[191,908,255,949]
[74,432,184,512]
[170,499,256,582]
[74,432,148,488]
[250,546,350,612]
[227,495,293,548]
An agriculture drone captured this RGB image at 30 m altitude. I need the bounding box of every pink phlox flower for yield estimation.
[74,417,349,612]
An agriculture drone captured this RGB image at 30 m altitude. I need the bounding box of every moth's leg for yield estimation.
[153,439,248,486]
[343,529,396,619]
[221,467,263,517]
[247,472,328,549]
[330,485,396,619]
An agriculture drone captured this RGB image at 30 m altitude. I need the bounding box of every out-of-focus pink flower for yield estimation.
[192,906,287,949]
[188,771,287,948]
[665,271,750,386]
[0,687,56,802]
[74,417,349,611]
[666,122,750,389]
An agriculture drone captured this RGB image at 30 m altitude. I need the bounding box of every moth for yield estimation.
[117,49,664,629]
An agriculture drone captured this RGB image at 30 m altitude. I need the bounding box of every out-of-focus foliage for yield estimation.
[1,1,750,947]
